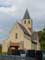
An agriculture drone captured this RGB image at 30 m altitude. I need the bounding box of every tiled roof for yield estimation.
[32,32,39,44]
[28,28,32,32]
[18,23,31,37]
[32,32,39,40]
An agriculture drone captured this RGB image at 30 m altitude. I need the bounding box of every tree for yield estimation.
[0,44,2,54]
[38,28,45,50]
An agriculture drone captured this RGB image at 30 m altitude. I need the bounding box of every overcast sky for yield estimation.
[0,0,45,43]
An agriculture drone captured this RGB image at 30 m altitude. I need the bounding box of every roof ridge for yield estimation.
[18,23,31,37]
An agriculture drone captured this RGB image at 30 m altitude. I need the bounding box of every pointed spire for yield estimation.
[23,9,30,19]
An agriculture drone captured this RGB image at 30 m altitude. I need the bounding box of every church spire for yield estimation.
[23,9,30,19]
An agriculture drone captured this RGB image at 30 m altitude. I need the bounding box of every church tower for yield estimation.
[22,9,32,34]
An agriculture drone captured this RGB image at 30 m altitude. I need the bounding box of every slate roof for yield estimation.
[32,32,39,44]
[18,23,31,37]
[23,9,30,19]
[32,32,39,41]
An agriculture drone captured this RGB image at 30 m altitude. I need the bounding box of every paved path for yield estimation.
[0,55,35,60]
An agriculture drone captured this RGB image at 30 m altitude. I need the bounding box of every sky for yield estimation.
[0,0,45,43]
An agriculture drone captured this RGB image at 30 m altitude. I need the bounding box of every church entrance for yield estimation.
[8,42,20,55]
[8,46,19,55]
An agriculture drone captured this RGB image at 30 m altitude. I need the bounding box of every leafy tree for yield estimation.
[0,44,2,54]
[38,28,45,50]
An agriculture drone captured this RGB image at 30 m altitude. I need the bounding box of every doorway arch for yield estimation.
[8,42,20,55]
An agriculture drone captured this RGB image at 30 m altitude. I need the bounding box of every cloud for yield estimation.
[0,6,16,14]
[0,29,4,33]
[0,2,11,7]
[0,1,17,14]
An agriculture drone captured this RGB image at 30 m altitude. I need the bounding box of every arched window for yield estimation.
[24,20,26,24]
[28,20,30,24]
[16,33,18,39]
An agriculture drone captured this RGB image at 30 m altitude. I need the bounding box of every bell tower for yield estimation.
[22,9,32,34]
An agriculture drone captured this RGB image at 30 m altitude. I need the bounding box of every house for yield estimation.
[2,9,40,54]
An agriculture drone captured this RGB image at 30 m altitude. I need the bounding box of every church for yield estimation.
[2,9,40,54]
